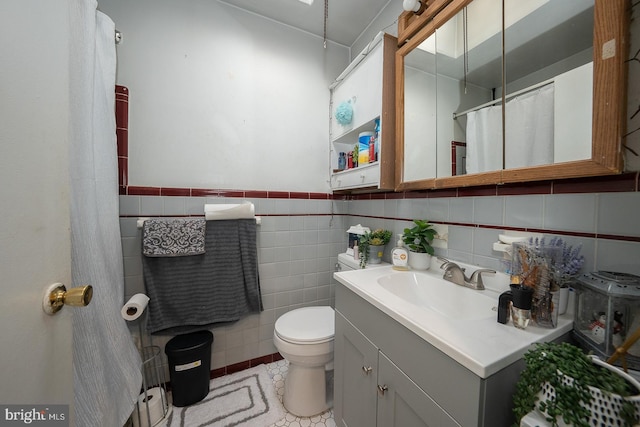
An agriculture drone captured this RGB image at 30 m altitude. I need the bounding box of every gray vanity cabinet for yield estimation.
[334,310,378,427]
[334,285,527,427]
[377,353,460,427]
[335,309,459,427]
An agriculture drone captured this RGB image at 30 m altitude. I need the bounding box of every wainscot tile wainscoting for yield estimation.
[119,171,640,375]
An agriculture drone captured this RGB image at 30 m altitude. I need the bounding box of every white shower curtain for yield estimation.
[466,85,555,174]
[466,105,503,174]
[69,2,142,426]
[505,84,554,169]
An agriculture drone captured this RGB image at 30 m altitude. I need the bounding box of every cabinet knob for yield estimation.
[361,365,372,375]
[377,384,388,395]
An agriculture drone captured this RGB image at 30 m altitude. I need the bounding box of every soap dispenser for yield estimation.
[391,235,409,271]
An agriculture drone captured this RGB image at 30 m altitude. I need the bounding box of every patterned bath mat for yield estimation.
[160,364,285,427]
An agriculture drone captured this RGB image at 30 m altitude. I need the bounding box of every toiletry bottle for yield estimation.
[391,235,409,270]
[353,242,360,261]
[338,152,346,170]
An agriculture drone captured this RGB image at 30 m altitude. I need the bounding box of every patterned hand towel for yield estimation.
[142,218,206,257]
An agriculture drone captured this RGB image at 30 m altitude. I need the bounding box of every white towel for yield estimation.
[204,202,254,220]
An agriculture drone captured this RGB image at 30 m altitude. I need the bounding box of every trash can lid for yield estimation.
[165,330,213,354]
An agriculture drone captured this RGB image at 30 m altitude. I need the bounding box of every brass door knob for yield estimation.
[42,283,93,315]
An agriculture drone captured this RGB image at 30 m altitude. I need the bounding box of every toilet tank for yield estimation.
[337,252,390,271]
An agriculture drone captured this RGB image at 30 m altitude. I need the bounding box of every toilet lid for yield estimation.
[275,306,334,343]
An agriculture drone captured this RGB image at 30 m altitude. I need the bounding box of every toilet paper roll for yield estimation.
[204,202,254,220]
[132,387,165,427]
[121,293,150,321]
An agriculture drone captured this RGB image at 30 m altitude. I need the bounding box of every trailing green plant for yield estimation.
[359,229,392,268]
[513,342,638,427]
[402,219,436,255]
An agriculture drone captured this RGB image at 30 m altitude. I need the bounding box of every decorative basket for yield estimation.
[537,356,640,427]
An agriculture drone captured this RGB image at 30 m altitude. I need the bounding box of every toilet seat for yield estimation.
[275,306,334,344]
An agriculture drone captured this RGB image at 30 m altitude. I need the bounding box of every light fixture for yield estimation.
[402,0,421,12]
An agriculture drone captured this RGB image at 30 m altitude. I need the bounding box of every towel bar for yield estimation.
[136,216,261,228]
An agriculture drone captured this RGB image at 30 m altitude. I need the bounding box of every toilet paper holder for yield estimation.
[42,283,93,315]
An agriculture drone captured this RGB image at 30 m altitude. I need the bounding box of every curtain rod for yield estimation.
[452,77,555,119]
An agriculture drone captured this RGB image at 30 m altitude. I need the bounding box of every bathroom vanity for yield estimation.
[333,265,573,427]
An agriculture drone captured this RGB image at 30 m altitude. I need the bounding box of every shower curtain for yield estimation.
[69,2,142,426]
[465,84,554,174]
[505,85,554,169]
[466,105,502,174]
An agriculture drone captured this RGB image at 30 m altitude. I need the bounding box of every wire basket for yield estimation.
[537,357,640,427]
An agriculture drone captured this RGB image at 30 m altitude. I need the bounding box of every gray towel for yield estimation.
[142,218,206,257]
[142,219,262,334]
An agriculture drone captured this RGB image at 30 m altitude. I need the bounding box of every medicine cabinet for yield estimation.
[395,0,628,191]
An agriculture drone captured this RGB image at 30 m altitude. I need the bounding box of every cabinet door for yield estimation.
[334,311,378,427]
[377,353,461,427]
[331,43,383,142]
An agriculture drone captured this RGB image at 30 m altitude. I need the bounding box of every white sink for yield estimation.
[377,272,499,320]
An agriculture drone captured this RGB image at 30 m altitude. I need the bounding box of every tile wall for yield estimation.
[120,193,349,371]
[119,173,640,372]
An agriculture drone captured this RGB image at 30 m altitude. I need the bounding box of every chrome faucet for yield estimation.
[438,258,495,290]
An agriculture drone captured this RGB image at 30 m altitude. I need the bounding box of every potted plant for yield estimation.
[402,219,436,270]
[513,342,639,427]
[359,228,392,268]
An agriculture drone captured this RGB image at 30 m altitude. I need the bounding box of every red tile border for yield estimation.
[385,192,405,199]
[202,352,283,382]
[217,190,245,198]
[127,186,161,196]
[161,187,191,197]
[267,191,290,199]
[226,360,251,375]
[310,192,330,200]
[457,186,497,197]
[498,181,552,196]
[290,192,310,199]
[428,188,458,198]
[116,129,128,157]
[245,190,269,198]
[192,188,221,197]
[118,175,640,201]
[552,173,637,194]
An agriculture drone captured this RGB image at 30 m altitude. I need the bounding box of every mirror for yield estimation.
[396,0,627,191]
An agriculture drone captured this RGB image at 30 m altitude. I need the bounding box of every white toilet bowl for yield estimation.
[273,306,335,417]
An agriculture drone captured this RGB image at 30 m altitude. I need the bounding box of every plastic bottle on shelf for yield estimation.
[374,118,380,162]
[369,135,375,162]
[338,152,346,170]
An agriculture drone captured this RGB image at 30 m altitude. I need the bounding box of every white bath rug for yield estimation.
[159,364,286,427]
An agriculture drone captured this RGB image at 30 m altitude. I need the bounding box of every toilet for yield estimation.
[273,306,335,417]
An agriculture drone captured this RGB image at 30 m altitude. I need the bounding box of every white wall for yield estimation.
[99,0,349,192]
[351,0,404,60]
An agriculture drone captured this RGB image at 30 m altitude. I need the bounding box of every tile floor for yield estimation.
[266,359,336,427]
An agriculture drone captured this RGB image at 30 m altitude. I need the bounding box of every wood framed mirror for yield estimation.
[395,0,628,191]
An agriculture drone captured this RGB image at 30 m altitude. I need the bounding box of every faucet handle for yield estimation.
[469,269,496,289]
[437,257,451,269]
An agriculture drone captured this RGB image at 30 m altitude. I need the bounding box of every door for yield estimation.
[334,311,378,427]
[377,353,461,427]
[0,0,74,419]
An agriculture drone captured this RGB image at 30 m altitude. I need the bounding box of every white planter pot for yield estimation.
[408,251,431,270]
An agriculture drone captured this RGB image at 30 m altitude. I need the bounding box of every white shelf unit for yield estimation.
[329,32,396,192]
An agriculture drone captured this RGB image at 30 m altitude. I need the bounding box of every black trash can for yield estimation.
[164,330,214,407]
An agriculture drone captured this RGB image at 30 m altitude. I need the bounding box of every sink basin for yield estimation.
[377,272,498,320]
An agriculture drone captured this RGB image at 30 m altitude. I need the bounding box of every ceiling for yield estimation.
[218,0,393,47]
